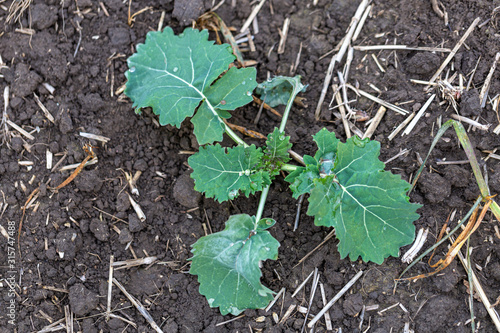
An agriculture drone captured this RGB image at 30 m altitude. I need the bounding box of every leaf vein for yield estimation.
[340,184,406,236]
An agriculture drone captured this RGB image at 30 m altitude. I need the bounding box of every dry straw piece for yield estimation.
[314,0,371,118]
[426,17,481,89]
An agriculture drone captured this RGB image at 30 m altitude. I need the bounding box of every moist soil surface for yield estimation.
[1,0,500,332]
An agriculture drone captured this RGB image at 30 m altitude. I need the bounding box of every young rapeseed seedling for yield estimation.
[125,27,421,315]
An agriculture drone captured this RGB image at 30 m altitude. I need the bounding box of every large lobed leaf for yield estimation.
[124,27,257,144]
[188,144,271,202]
[189,128,293,202]
[190,214,279,315]
[286,128,421,264]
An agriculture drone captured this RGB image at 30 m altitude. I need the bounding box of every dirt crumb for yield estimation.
[343,293,363,316]
[173,0,207,25]
[128,213,145,232]
[417,172,451,203]
[68,284,99,316]
[405,52,441,76]
[118,227,133,244]
[173,172,201,208]
[57,111,74,134]
[11,63,43,98]
[90,218,110,241]
[82,319,98,333]
[74,170,102,192]
[55,229,82,261]
[31,4,58,30]
[415,296,462,332]
[116,192,131,212]
[432,260,460,292]
[108,27,131,46]
[459,89,481,116]
[443,165,471,187]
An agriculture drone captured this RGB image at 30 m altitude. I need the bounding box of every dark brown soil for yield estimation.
[1,0,500,332]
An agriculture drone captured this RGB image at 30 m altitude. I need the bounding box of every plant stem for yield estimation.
[223,123,248,147]
[279,93,296,133]
[202,93,247,147]
[281,163,298,172]
[254,185,270,227]
[255,87,300,226]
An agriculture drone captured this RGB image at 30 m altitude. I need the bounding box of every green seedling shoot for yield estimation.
[124,27,421,315]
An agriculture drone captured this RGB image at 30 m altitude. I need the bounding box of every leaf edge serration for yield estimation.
[286,130,422,264]
[124,27,258,144]
[189,214,280,315]
[188,144,271,202]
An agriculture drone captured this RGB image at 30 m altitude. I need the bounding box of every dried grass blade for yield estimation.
[240,0,266,33]
[216,13,245,66]
[401,200,490,282]
[308,270,363,328]
[427,17,481,88]
[479,52,500,107]
[252,95,282,117]
[333,84,352,138]
[113,278,163,333]
[33,94,55,123]
[346,84,409,115]
[397,196,482,282]
[449,121,489,196]
[314,0,371,119]
[354,45,451,52]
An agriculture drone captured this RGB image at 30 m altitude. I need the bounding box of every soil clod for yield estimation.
[173,172,201,208]
[69,284,99,316]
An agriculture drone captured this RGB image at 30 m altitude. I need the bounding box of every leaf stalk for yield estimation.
[278,91,296,133]
[281,163,298,172]
[223,122,248,147]
[254,185,270,226]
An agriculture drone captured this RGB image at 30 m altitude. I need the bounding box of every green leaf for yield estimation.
[261,128,292,177]
[124,27,257,144]
[286,163,318,199]
[306,176,342,226]
[264,128,292,163]
[285,155,319,198]
[303,154,317,166]
[331,138,420,263]
[190,214,280,315]
[255,75,307,107]
[312,128,340,162]
[188,144,271,202]
[285,130,421,264]
[256,217,276,230]
[191,103,225,144]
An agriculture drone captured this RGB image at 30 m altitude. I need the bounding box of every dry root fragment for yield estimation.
[1,87,11,147]
[438,80,462,111]
[430,0,449,26]
[197,12,245,67]
[54,144,97,191]
[6,0,32,24]
[224,121,266,139]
